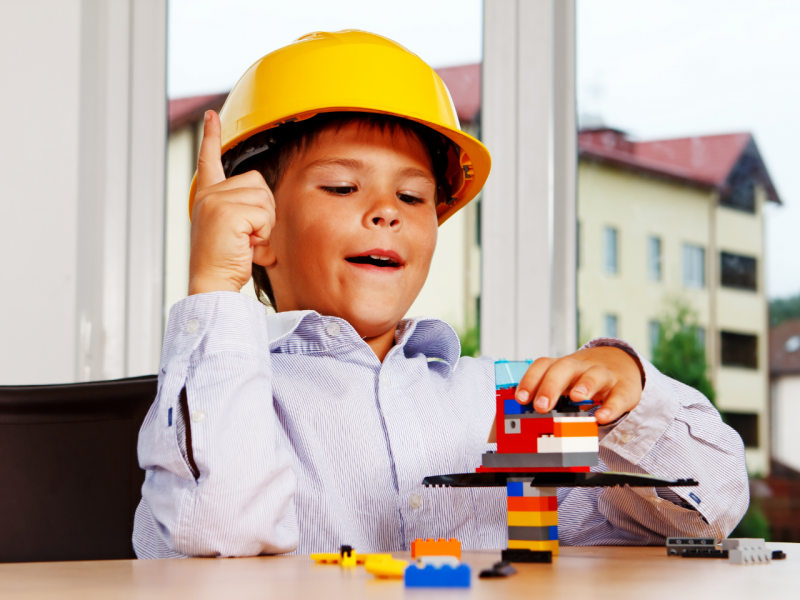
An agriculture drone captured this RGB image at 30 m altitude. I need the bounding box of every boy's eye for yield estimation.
[398,192,425,205]
[320,185,357,196]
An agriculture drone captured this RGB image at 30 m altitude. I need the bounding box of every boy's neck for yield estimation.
[363,326,397,362]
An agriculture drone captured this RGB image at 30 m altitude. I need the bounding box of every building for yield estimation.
[578,128,780,474]
[165,64,780,474]
[770,319,800,472]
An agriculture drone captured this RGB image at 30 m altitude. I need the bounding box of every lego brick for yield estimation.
[553,421,598,438]
[552,416,597,423]
[309,548,393,566]
[504,399,523,415]
[410,538,461,559]
[404,564,471,588]
[417,556,460,568]
[476,465,592,473]
[505,418,521,434]
[720,538,763,551]
[680,548,728,558]
[506,480,558,498]
[773,551,787,560]
[479,560,517,578]
[507,525,559,541]
[483,451,598,468]
[365,557,408,579]
[508,510,558,527]
[496,386,517,401]
[495,360,531,388]
[729,548,772,564]
[667,537,716,549]
[507,496,558,511]
[507,539,560,555]
[501,549,552,563]
[537,436,599,454]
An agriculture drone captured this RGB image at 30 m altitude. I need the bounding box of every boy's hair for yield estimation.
[225,112,455,309]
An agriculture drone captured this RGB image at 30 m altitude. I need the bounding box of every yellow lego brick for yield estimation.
[507,539,560,555]
[364,557,408,579]
[507,510,558,527]
[310,551,392,566]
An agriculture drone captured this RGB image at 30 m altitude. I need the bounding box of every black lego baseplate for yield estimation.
[422,471,699,488]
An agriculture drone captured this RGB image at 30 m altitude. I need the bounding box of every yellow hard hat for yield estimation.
[188,30,491,225]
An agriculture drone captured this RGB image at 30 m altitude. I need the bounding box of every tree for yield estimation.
[651,300,715,405]
[769,292,800,327]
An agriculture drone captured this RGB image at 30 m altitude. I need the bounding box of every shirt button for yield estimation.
[619,433,634,444]
[381,374,392,388]
[191,409,207,423]
[409,494,423,509]
[186,319,200,334]
[326,322,340,337]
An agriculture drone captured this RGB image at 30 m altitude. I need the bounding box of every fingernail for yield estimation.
[204,111,211,122]
[573,384,588,397]
[534,396,549,411]
[596,409,610,420]
[516,389,530,403]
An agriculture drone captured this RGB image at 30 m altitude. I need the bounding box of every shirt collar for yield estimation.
[266,311,462,370]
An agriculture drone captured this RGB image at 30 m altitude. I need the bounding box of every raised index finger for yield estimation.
[197,110,226,191]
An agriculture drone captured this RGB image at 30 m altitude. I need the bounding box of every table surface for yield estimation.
[1,543,797,600]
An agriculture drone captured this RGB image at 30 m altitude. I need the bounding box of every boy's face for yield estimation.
[265,122,439,338]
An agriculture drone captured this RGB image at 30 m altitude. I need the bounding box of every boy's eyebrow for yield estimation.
[304,158,435,184]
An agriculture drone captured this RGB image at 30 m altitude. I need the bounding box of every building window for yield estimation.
[721,412,759,448]
[720,252,757,291]
[682,244,705,288]
[647,236,662,281]
[604,227,618,274]
[720,331,758,369]
[649,320,660,354]
[696,327,706,349]
[605,314,618,338]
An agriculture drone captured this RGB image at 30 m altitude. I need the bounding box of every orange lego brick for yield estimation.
[507,496,558,512]
[410,538,462,559]
[553,421,598,437]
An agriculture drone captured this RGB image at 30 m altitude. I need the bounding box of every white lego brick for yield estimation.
[537,436,599,453]
[721,538,765,551]
[417,556,460,568]
[722,539,772,564]
[553,416,596,424]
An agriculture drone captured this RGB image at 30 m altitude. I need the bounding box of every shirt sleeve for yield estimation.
[133,292,298,558]
[557,338,749,545]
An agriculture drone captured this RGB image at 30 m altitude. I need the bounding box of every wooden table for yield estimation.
[1,543,797,599]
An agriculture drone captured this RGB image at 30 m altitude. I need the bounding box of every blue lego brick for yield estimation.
[549,525,558,540]
[404,564,471,588]
[504,399,523,415]
[507,481,524,497]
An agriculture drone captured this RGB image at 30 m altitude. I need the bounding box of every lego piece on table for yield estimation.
[666,537,717,556]
[364,557,408,579]
[507,540,559,554]
[309,547,392,566]
[410,538,461,559]
[680,548,728,558]
[479,561,517,578]
[501,548,553,563]
[339,544,356,567]
[723,539,771,564]
[404,564,471,588]
[416,556,460,568]
[772,551,787,560]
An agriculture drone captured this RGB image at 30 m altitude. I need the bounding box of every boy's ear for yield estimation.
[253,242,276,267]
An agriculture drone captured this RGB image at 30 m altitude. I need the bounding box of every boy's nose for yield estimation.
[366,198,402,230]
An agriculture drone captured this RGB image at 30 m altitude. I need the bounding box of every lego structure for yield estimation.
[424,360,700,559]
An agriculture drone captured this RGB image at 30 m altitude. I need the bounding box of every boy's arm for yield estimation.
[559,340,749,545]
[133,292,297,558]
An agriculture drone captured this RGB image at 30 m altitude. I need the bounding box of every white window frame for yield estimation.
[683,243,706,288]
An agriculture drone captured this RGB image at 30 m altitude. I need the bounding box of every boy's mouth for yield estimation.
[345,249,403,269]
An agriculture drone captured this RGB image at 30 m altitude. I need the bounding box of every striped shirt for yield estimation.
[133,292,748,558]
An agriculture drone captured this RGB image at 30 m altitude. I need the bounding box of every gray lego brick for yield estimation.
[482,451,598,468]
[507,526,558,541]
[504,412,590,420]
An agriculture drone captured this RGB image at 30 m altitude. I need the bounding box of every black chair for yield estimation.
[0,375,157,563]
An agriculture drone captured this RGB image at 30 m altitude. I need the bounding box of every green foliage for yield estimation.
[731,497,771,541]
[769,293,800,327]
[459,324,480,358]
[651,300,715,405]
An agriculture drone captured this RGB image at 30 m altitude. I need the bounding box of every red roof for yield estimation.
[168,92,227,133]
[435,63,481,124]
[770,319,800,376]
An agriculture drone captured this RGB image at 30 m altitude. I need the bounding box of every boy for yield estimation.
[134,31,747,558]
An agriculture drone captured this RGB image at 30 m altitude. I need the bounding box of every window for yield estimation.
[720,331,758,369]
[682,244,705,288]
[604,314,618,338]
[720,252,757,291]
[649,320,660,354]
[604,227,618,274]
[647,236,662,281]
[721,412,759,448]
[696,327,706,350]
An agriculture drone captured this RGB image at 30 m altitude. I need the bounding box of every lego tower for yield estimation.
[479,360,600,555]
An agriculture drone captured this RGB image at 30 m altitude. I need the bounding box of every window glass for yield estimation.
[648,320,660,354]
[722,412,760,448]
[604,227,618,274]
[720,252,757,291]
[648,236,661,281]
[720,331,758,369]
[604,314,618,338]
[682,244,705,288]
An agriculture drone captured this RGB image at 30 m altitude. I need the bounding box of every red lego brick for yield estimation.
[476,466,591,473]
[507,496,559,512]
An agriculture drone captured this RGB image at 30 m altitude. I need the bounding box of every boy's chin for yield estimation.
[334,298,412,338]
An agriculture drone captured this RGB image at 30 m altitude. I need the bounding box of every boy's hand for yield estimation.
[188,110,276,295]
[514,347,643,425]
